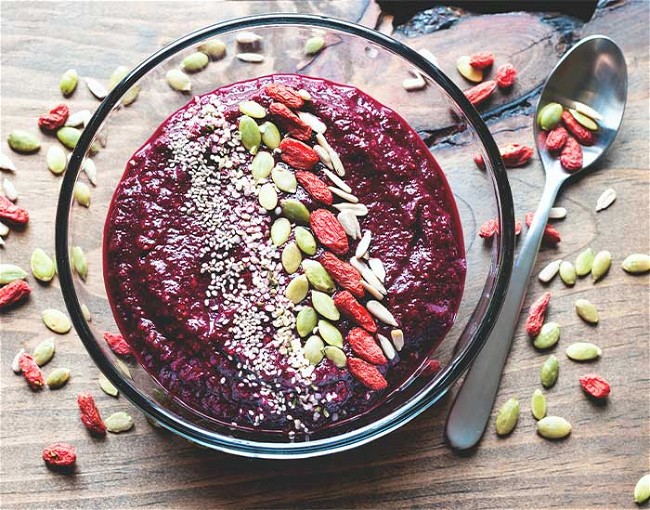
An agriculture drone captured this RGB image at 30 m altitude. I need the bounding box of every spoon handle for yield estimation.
[445,176,564,450]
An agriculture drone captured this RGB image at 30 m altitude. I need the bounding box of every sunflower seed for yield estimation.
[313,145,333,169]
[537,416,571,439]
[531,389,547,420]
[0,152,17,171]
[495,397,519,436]
[296,307,318,337]
[298,112,326,133]
[329,186,358,204]
[74,182,91,207]
[377,334,396,360]
[572,100,604,121]
[595,188,616,212]
[548,207,567,219]
[47,145,67,175]
[197,39,227,60]
[323,345,346,367]
[65,109,92,128]
[304,36,325,55]
[336,211,361,239]
[303,335,324,366]
[565,342,602,361]
[236,31,263,50]
[311,290,340,321]
[85,77,108,99]
[355,230,372,258]
[285,275,309,304]
[2,178,17,201]
[42,309,71,334]
[272,166,297,193]
[166,69,191,92]
[46,367,70,389]
[621,253,650,274]
[390,329,404,351]
[258,183,278,210]
[350,257,386,295]
[321,169,350,193]
[181,51,209,73]
[368,258,386,282]
[592,250,612,282]
[11,348,25,373]
[239,100,267,119]
[236,53,265,63]
[281,242,302,274]
[361,280,383,300]
[99,372,119,397]
[105,411,134,433]
[333,202,368,216]
[60,69,78,96]
[82,158,97,186]
[366,300,398,326]
[403,71,426,91]
[538,259,562,283]
[318,320,343,347]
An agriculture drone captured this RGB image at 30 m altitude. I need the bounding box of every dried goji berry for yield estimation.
[319,252,364,298]
[423,359,442,376]
[478,219,499,239]
[473,153,485,170]
[42,442,77,470]
[279,138,319,170]
[18,353,44,390]
[333,291,377,333]
[77,392,106,436]
[264,83,304,109]
[525,211,561,244]
[469,52,495,70]
[501,144,533,168]
[464,80,497,106]
[495,63,517,89]
[0,280,31,310]
[0,195,29,224]
[546,126,568,152]
[560,136,583,172]
[348,357,388,391]
[347,328,386,365]
[562,110,595,146]
[310,209,349,255]
[103,332,132,356]
[295,171,333,205]
[579,374,610,399]
[38,104,69,132]
[525,291,551,337]
[269,102,312,141]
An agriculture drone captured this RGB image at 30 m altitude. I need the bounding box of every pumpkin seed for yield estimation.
[621,253,650,274]
[3,178,17,201]
[197,39,227,60]
[46,367,70,389]
[337,211,361,239]
[81,303,91,322]
[296,307,318,337]
[105,411,134,433]
[355,230,372,258]
[250,151,274,181]
[318,320,343,347]
[272,166,297,193]
[182,51,209,73]
[540,354,559,388]
[595,188,616,212]
[56,127,81,150]
[537,102,563,130]
[115,359,132,379]
[298,112,326,133]
[456,55,483,82]
[366,300,398,326]
[71,246,88,280]
[0,263,28,284]
[270,218,291,246]
[108,66,140,105]
[235,53,265,63]
[312,290,340,321]
[258,183,278,210]
[239,115,261,153]
[575,248,595,276]
[303,335,324,365]
[281,242,302,274]
[0,152,17,171]
[74,182,91,207]
[391,329,404,351]
[99,372,119,397]
[368,258,386,282]
[495,397,519,436]
[85,77,108,99]
[47,145,67,174]
[566,342,602,361]
[166,69,191,92]
[537,416,571,439]
[377,334,396,361]
[60,69,78,96]
[11,348,25,373]
[548,206,567,219]
[42,309,72,334]
[559,260,576,286]
[281,199,310,224]
[65,110,92,128]
[323,345,346,367]
[302,259,335,293]
[533,322,561,350]
[634,474,650,504]
[304,36,325,55]
[531,389,547,420]
[82,158,97,186]
[538,259,562,283]
[297,89,311,101]
[7,130,40,153]
[569,108,599,131]
[285,275,309,304]
[31,248,56,282]
[259,122,281,149]
[294,227,317,255]
[33,337,55,366]
[591,250,612,282]
[239,100,266,119]
[575,298,598,324]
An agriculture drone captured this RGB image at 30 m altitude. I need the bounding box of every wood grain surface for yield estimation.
[1,1,648,508]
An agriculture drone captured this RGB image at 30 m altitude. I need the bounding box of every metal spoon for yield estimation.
[445,35,627,450]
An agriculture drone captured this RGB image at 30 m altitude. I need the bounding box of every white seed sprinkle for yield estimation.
[367,300,398,327]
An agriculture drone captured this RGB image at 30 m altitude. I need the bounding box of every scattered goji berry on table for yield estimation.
[319,252,364,298]
[348,357,388,391]
[310,209,349,255]
[525,291,551,337]
[473,153,485,170]
[423,359,442,376]
[279,138,319,170]
[478,219,499,239]
[77,392,107,436]
[42,442,77,471]
[561,110,595,146]
[264,83,304,109]
[0,280,31,310]
[103,332,132,356]
[38,104,70,132]
[347,327,386,365]
[18,353,44,390]
[296,171,333,205]
[333,290,377,333]
[495,63,517,89]
[0,195,29,224]
[469,51,495,70]
[269,102,312,141]
[546,126,568,152]
[525,211,561,244]
[579,374,611,399]
[501,143,534,168]
[560,136,583,172]
[464,80,497,106]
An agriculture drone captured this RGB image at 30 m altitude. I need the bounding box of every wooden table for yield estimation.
[1,2,648,508]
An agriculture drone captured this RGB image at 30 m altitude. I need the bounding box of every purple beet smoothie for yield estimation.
[104,74,466,436]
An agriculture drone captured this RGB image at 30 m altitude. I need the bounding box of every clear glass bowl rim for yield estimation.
[55,13,515,459]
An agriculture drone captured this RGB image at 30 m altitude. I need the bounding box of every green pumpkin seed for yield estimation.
[74,182,91,207]
[258,183,278,210]
[324,345,347,367]
[109,66,140,106]
[270,218,291,246]
[81,303,91,322]
[0,263,28,284]
[531,389,547,420]
[569,108,599,131]
[166,69,191,92]
[33,337,55,366]
[56,127,81,150]
[239,100,266,119]
[575,247,595,276]
[312,290,339,321]
[285,274,309,304]
[540,354,559,388]
[575,298,598,324]
[534,322,561,350]
[565,342,602,361]
[296,307,317,337]
[260,121,281,149]
[251,151,274,181]
[304,36,326,55]
[559,260,576,286]
[295,227,317,255]
[537,416,571,439]
[303,335,325,365]
[537,102,563,130]
[495,397,519,436]
[47,145,67,174]
[71,246,88,280]
[197,39,227,60]
[60,69,79,96]
[591,250,612,282]
[30,249,56,282]
[115,359,132,379]
[272,166,297,193]
[281,199,310,224]
[46,367,70,389]
[634,474,650,504]
[239,115,261,153]
[281,242,302,274]
[182,51,209,72]
[105,411,134,433]
[318,320,343,347]
[7,130,40,153]
[302,259,335,292]
[42,309,72,334]
[99,372,119,397]
[622,254,650,274]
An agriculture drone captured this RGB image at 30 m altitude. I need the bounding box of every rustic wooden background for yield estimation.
[1,1,648,508]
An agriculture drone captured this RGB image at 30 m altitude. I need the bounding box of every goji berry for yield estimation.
[423,359,442,376]
[478,219,499,239]
[333,291,377,333]
[525,291,551,337]
[77,392,107,436]
[347,328,386,365]
[319,252,364,298]
[0,195,29,224]
[269,102,312,141]
[348,357,387,391]
[495,63,517,89]
[546,126,568,152]
[579,374,610,399]
[469,52,495,70]
[501,144,533,168]
[515,220,522,236]
[279,138,319,170]
[562,110,595,146]
[264,83,304,109]
[0,280,31,310]
[103,332,132,356]
[38,104,69,132]
[525,211,561,244]
[295,171,333,205]
[310,209,349,255]
[18,353,44,390]
[464,80,497,106]
[473,153,485,170]
[42,442,77,470]
[560,136,583,172]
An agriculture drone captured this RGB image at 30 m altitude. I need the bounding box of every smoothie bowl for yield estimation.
[55,14,514,458]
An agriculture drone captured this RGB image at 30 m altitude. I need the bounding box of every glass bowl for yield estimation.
[55,13,514,459]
